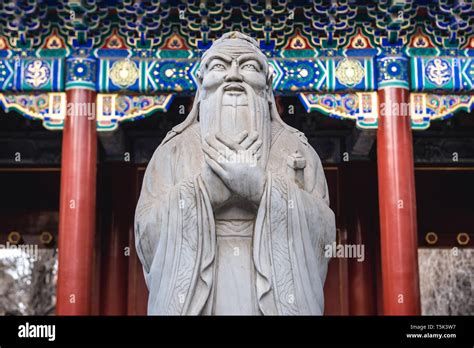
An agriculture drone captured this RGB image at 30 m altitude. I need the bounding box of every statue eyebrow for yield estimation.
[205,53,232,67]
[237,54,265,69]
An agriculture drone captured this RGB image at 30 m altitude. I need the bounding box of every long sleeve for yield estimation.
[254,129,336,315]
[134,142,176,274]
[134,132,217,315]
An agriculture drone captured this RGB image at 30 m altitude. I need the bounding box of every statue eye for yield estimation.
[210,63,226,71]
[241,63,258,71]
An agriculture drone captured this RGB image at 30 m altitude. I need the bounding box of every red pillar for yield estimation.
[347,164,377,315]
[100,164,131,315]
[100,208,128,315]
[57,89,97,315]
[377,87,421,315]
[348,213,376,315]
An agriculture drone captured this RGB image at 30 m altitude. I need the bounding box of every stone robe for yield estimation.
[135,119,335,315]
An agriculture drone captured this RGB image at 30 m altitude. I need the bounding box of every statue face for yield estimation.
[200,52,268,97]
[198,46,270,139]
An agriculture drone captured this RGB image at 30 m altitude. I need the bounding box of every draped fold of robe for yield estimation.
[135,121,336,315]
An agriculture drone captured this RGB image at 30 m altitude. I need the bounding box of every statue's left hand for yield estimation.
[202,131,266,205]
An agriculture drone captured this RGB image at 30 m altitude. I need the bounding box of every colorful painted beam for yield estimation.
[0,92,173,131]
[272,57,376,92]
[3,91,469,132]
[0,92,66,130]
[96,59,198,93]
[96,56,376,93]
[1,53,474,94]
[411,56,474,92]
[299,92,379,129]
[410,93,474,130]
[299,92,474,130]
[0,58,64,91]
[96,93,174,131]
[0,54,378,93]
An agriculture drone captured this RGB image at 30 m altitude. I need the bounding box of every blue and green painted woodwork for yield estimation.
[0,0,472,131]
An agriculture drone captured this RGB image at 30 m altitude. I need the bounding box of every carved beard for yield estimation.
[199,82,271,168]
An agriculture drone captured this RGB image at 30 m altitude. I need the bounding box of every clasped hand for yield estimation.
[201,130,266,206]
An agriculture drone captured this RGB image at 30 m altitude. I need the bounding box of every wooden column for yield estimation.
[347,164,377,315]
[127,168,149,315]
[57,86,97,315]
[348,211,376,315]
[100,164,132,315]
[376,55,420,315]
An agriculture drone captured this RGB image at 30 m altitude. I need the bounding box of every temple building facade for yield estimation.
[0,0,473,315]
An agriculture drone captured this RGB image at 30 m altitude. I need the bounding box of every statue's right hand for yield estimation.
[200,159,232,209]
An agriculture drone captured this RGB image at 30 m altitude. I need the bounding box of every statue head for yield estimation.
[195,32,274,142]
[197,32,272,99]
[164,31,291,164]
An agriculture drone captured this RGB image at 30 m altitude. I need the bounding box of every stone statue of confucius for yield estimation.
[135,32,336,315]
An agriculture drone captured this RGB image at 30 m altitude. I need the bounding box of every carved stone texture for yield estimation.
[135,32,336,315]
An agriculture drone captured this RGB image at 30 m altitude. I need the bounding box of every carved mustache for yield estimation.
[223,83,245,92]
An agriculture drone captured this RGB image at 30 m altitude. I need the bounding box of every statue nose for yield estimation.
[225,61,243,82]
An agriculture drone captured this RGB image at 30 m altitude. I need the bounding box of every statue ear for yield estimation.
[266,65,274,91]
[196,68,203,86]
[266,65,274,103]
